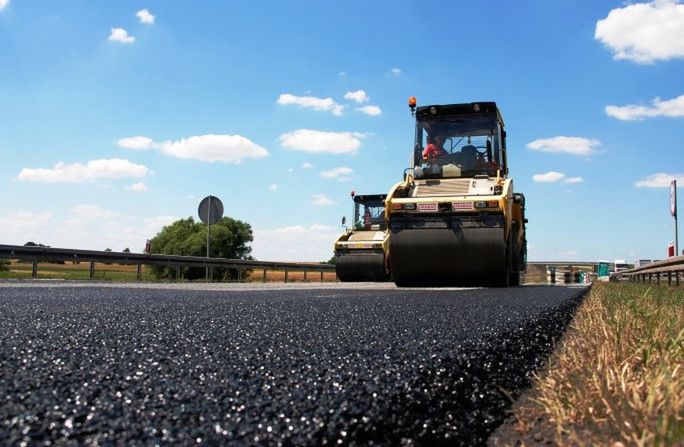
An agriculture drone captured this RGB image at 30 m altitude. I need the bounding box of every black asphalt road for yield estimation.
[0,284,587,446]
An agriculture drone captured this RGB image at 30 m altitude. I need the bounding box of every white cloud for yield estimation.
[301,162,313,169]
[527,136,600,156]
[0,210,177,251]
[390,68,402,76]
[532,171,566,183]
[72,204,117,219]
[605,94,684,120]
[563,177,584,184]
[136,9,155,24]
[251,224,340,262]
[311,194,336,206]
[320,167,353,181]
[344,90,369,103]
[125,182,148,192]
[118,134,269,163]
[279,129,363,154]
[108,28,135,44]
[356,105,382,116]
[0,0,10,11]
[277,93,344,116]
[117,136,155,150]
[16,159,149,183]
[595,0,684,64]
[338,71,348,78]
[267,184,278,191]
[634,172,684,188]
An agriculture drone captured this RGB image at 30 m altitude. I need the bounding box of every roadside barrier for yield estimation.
[0,244,335,282]
[621,255,684,286]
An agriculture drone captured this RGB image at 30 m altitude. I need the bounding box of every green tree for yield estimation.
[149,216,253,280]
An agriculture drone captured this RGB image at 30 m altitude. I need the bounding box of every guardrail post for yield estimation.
[657,273,660,285]
[175,265,181,280]
[136,264,142,280]
[89,261,95,279]
[237,270,242,282]
[303,271,308,282]
[262,269,267,282]
[32,260,38,278]
[320,271,324,282]
[677,272,680,286]
[284,270,288,283]
[668,272,672,286]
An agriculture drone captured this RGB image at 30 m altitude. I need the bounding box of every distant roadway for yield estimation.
[0,282,587,446]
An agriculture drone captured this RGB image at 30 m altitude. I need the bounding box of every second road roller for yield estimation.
[385,99,527,286]
[334,192,390,281]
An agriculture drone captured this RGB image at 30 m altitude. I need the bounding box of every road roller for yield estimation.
[385,99,527,286]
[334,193,390,281]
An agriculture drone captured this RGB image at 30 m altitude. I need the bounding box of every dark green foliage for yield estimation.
[22,242,64,264]
[149,216,253,280]
[123,248,131,253]
[0,259,9,271]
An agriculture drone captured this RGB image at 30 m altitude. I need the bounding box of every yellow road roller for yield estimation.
[334,193,390,281]
[385,99,527,286]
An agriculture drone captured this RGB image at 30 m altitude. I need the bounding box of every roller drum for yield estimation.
[389,217,507,286]
[335,251,388,282]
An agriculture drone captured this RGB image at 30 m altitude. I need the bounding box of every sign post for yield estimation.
[672,180,678,256]
[198,195,224,281]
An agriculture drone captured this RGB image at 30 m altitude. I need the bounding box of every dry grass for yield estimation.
[504,283,684,446]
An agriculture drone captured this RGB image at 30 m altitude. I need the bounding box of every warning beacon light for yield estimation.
[408,96,417,116]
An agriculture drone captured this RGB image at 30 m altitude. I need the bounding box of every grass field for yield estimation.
[497,282,684,446]
[0,260,338,282]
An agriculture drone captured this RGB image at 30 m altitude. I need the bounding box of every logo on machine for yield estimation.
[417,203,438,212]
[452,202,473,210]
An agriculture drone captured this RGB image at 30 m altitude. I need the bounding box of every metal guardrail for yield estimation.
[621,255,684,286]
[0,244,336,282]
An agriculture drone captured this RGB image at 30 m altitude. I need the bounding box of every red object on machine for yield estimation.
[668,241,675,257]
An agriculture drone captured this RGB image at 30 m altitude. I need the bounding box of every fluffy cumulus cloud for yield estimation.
[279,129,364,154]
[136,9,155,24]
[634,172,684,187]
[16,159,148,183]
[356,105,382,116]
[251,224,340,262]
[0,0,10,10]
[595,0,684,64]
[277,94,344,116]
[532,171,566,183]
[320,167,353,180]
[108,28,135,44]
[344,90,369,103]
[311,194,336,206]
[118,134,268,163]
[527,136,600,156]
[0,208,177,251]
[125,182,148,192]
[605,94,684,120]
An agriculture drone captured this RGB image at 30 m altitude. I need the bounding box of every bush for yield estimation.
[149,216,253,280]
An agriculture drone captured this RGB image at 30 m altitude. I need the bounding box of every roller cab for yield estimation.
[334,194,390,282]
[387,101,527,286]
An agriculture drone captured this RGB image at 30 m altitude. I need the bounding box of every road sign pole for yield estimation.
[206,197,211,281]
[672,180,679,256]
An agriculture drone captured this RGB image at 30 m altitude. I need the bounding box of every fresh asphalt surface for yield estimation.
[0,283,587,446]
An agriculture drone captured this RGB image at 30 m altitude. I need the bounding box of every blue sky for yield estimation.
[1,0,683,262]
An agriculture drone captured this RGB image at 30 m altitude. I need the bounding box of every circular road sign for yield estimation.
[198,195,224,225]
[671,180,677,217]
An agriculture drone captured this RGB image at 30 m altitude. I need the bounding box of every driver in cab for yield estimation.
[422,133,448,163]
